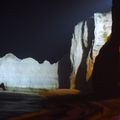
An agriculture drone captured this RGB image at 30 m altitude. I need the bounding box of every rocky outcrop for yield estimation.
[0,53,58,90]
[93,12,112,57]
[70,11,112,90]
[58,54,72,89]
[0,11,114,92]
[92,0,120,93]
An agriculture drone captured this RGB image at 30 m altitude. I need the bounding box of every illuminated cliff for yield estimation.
[0,12,112,91]
[0,53,58,90]
[70,11,112,89]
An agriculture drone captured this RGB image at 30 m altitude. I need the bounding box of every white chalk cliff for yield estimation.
[0,11,112,91]
[93,12,112,57]
[0,53,58,89]
[70,11,112,88]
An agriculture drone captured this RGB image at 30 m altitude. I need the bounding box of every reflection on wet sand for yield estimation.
[0,90,120,120]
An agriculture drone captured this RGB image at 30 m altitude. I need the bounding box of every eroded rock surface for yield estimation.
[0,53,58,90]
[70,11,112,89]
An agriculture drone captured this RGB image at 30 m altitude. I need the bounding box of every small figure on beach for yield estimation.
[0,83,6,90]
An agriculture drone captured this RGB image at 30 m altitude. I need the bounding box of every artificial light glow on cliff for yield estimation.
[0,11,112,91]
[70,11,112,88]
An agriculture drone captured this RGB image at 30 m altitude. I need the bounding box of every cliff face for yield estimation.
[70,11,112,89]
[0,53,58,90]
[58,54,72,89]
[92,0,120,93]
[0,11,114,91]
[94,12,112,57]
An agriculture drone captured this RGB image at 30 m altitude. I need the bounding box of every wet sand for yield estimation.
[0,90,120,120]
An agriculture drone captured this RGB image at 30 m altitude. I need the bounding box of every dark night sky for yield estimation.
[0,0,112,63]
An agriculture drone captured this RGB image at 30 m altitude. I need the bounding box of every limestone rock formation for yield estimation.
[92,0,120,93]
[58,54,72,89]
[70,22,84,88]
[93,12,112,57]
[0,53,58,90]
[0,11,113,91]
[70,11,112,89]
